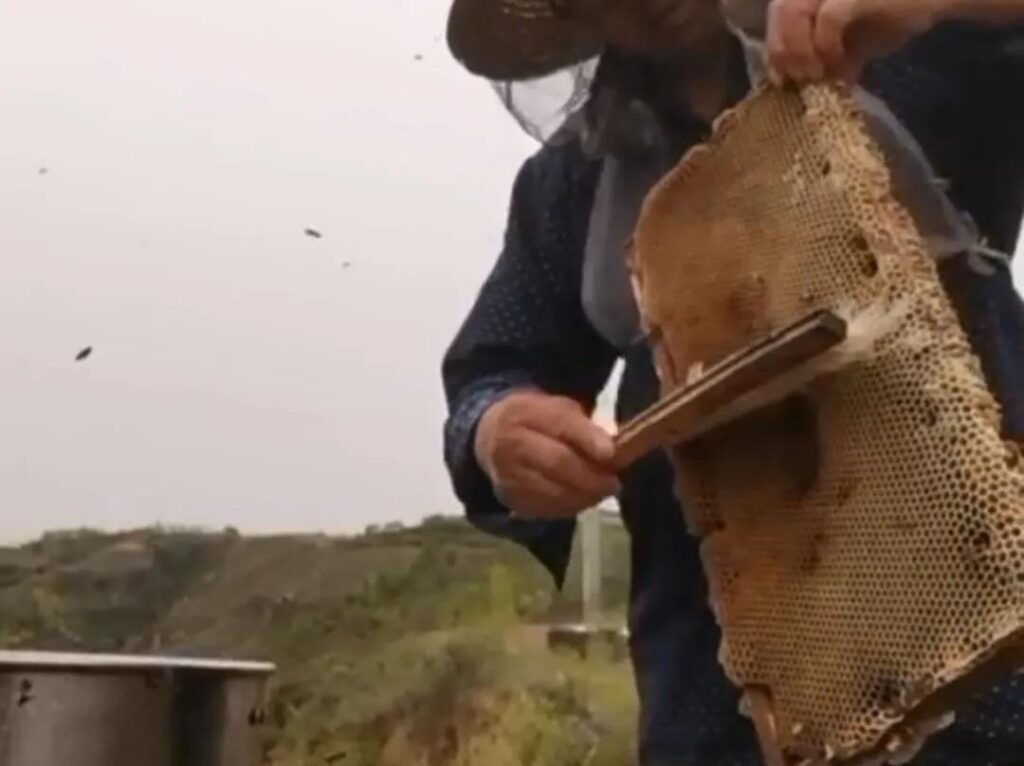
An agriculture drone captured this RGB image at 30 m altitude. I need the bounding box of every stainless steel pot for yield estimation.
[0,651,274,766]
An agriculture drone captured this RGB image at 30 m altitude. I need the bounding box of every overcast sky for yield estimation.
[1,2,1021,542]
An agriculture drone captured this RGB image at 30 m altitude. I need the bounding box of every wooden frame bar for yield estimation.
[614,310,848,469]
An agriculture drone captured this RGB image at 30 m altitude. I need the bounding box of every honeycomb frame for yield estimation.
[629,83,1024,764]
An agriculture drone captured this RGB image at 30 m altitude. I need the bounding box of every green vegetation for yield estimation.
[0,516,637,765]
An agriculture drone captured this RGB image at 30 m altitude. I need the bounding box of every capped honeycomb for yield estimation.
[630,83,1024,764]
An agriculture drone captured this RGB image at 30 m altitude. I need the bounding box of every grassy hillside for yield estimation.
[0,516,637,765]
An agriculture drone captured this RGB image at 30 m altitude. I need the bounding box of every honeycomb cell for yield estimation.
[631,83,1024,763]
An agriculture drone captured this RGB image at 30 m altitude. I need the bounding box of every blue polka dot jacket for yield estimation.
[442,20,1024,766]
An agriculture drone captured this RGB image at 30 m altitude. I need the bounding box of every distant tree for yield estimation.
[423,514,453,527]
[488,564,517,621]
[31,584,77,642]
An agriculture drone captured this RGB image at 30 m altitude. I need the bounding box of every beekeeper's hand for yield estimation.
[765,0,948,83]
[475,390,620,520]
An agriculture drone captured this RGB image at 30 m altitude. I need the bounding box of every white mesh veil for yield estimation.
[489,50,718,156]
[491,59,599,145]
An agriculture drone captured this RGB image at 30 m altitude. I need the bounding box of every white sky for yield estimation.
[0,0,537,541]
[0,1,1021,542]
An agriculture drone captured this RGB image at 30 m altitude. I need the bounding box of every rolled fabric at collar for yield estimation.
[581,154,643,350]
[582,149,675,351]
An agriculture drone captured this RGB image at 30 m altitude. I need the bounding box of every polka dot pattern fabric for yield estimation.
[442,21,1024,765]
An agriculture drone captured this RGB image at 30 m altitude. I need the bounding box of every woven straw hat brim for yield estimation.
[447,0,604,81]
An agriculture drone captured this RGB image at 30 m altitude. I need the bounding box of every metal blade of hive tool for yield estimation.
[853,90,978,259]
